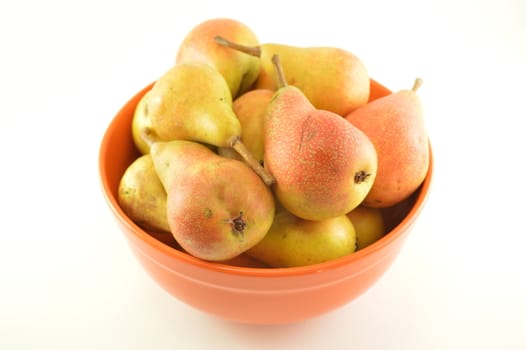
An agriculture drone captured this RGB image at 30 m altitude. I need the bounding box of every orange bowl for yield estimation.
[98,80,433,324]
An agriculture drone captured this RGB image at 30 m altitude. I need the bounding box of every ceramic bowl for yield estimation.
[99,80,433,324]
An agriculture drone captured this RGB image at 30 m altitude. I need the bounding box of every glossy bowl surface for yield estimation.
[99,79,433,324]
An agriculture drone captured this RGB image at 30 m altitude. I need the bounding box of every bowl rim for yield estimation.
[99,84,433,279]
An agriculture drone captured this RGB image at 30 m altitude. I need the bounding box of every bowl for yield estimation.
[98,79,433,324]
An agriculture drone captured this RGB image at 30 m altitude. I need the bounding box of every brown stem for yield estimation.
[214,36,261,57]
[412,78,423,92]
[271,54,288,89]
[229,136,275,186]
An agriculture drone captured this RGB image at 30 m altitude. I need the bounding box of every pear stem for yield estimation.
[214,36,261,57]
[412,78,424,92]
[229,136,275,186]
[271,54,288,89]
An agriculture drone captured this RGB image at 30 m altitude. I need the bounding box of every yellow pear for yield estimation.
[145,63,274,186]
[218,89,274,164]
[118,154,170,232]
[347,205,385,249]
[215,36,369,115]
[131,90,167,154]
[247,210,357,267]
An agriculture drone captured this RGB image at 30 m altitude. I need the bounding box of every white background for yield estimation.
[1,0,525,349]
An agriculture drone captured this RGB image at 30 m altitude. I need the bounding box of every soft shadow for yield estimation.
[204,308,350,347]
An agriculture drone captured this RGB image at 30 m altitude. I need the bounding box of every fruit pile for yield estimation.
[118,18,430,268]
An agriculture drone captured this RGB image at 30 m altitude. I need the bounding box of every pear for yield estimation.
[215,36,369,116]
[263,55,377,221]
[131,91,151,154]
[176,18,261,98]
[118,154,170,233]
[218,89,274,164]
[144,62,274,186]
[347,205,385,250]
[150,140,275,261]
[247,210,357,267]
[131,90,167,154]
[345,79,429,208]
[146,63,236,146]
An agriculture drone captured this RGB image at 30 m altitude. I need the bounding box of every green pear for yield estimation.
[118,154,170,233]
[176,18,260,98]
[144,62,274,186]
[263,55,377,221]
[217,89,274,164]
[215,36,369,116]
[150,140,275,261]
[247,210,357,267]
